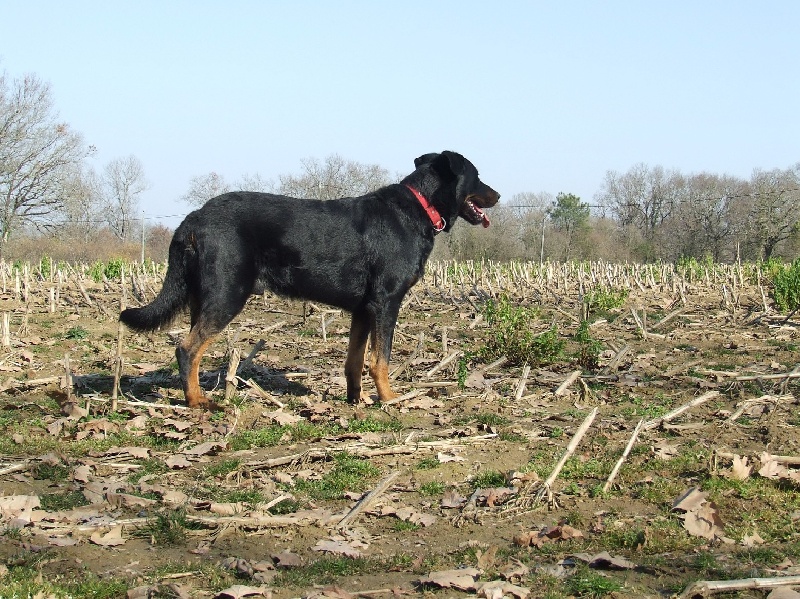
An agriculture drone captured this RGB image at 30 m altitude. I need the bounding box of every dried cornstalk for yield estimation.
[643,391,719,431]
[225,348,241,401]
[554,370,581,396]
[679,574,800,598]
[337,470,401,529]
[603,418,644,492]
[425,350,461,379]
[515,364,531,400]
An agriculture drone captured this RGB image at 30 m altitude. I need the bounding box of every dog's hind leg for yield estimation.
[344,309,370,403]
[177,281,251,409]
[176,326,218,409]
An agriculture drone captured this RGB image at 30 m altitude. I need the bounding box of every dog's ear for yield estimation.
[414,153,439,168]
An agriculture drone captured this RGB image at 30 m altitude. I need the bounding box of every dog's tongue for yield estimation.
[474,205,490,228]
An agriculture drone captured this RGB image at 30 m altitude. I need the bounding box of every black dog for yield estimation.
[120,151,499,408]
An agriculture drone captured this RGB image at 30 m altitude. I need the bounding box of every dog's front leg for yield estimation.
[368,303,400,402]
[344,310,370,402]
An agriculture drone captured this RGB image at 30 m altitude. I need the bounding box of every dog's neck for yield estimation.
[404,185,445,233]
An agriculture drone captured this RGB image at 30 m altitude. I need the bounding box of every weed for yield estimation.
[565,564,623,597]
[419,481,445,496]
[391,519,420,532]
[573,320,603,370]
[415,456,440,470]
[770,258,800,313]
[480,295,564,366]
[204,458,242,478]
[583,286,628,317]
[65,326,89,340]
[348,415,403,433]
[0,565,128,598]
[142,508,200,545]
[39,490,90,511]
[472,470,506,489]
[295,452,380,500]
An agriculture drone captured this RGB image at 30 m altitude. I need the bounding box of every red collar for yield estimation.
[405,185,445,232]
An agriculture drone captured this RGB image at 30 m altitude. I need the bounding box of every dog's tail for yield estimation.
[120,230,192,332]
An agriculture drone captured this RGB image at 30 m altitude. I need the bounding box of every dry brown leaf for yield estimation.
[436,451,464,463]
[570,551,636,570]
[72,465,92,483]
[418,567,482,591]
[163,418,193,431]
[441,489,467,509]
[273,550,303,568]
[90,525,126,547]
[313,539,362,558]
[0,495,40,522]
[263,409,302,425]
[767,589,800,599]
[214,585,272,599]
[742,531,765,546]
[672,487,708,512]
[166,455,193,469]
[726,455,752,480]
[477,579,530,599]
[476,545,499,570]
[106,492,157,509]
[185,441,227,456]
[499,558,530,582]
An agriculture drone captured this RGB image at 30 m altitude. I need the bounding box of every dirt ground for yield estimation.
[0,263,799,598]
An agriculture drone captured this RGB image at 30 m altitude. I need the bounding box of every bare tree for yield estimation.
[596,164,684,260]
[181,171,231,207]
[0,71,88,258]
[277,154,393,199]
[102,155,148,241]
[61,166,103,242]
[742,165,800,260]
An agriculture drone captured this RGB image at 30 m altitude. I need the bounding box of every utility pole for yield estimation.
[140,211,145,264]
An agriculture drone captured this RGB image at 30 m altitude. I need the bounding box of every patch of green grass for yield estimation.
[128,458,169,483]
[415,456,440,470]
[419,481,445,496]
[347,415,404,433]
[565,564,623,597]
[391,519,421,532]
[472,470,506,489]
[140,508,202,545]
[229,421,339,451]
[272,556,376,587]
[204,458,242,478]
[474,412,510,427]
[39,490,90,512]
[295,452,380,500]
[0,567,128,598]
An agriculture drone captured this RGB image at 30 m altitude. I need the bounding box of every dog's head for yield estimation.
[412,151,500,231]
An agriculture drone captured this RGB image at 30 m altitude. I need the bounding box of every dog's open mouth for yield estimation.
[462,198,491,228]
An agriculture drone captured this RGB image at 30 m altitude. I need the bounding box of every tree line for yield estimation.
[2,68,798,265]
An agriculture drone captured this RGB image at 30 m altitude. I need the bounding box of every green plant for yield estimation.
[419,481,445,496]
[573,320,603,370]
[583,286,628,316]
[565,565,623,597]
[472,470,506,489]
[770,258,800,313]
[480,295,563,366]
[65,326,89,340]
[294,452,380,500]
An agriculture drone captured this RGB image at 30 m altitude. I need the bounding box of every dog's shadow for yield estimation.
[122,364,312,407]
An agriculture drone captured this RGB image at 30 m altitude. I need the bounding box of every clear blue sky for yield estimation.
[2,2,798,226]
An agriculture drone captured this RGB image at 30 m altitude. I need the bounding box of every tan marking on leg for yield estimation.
[369,334,397,402]
[180,332,215,409]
